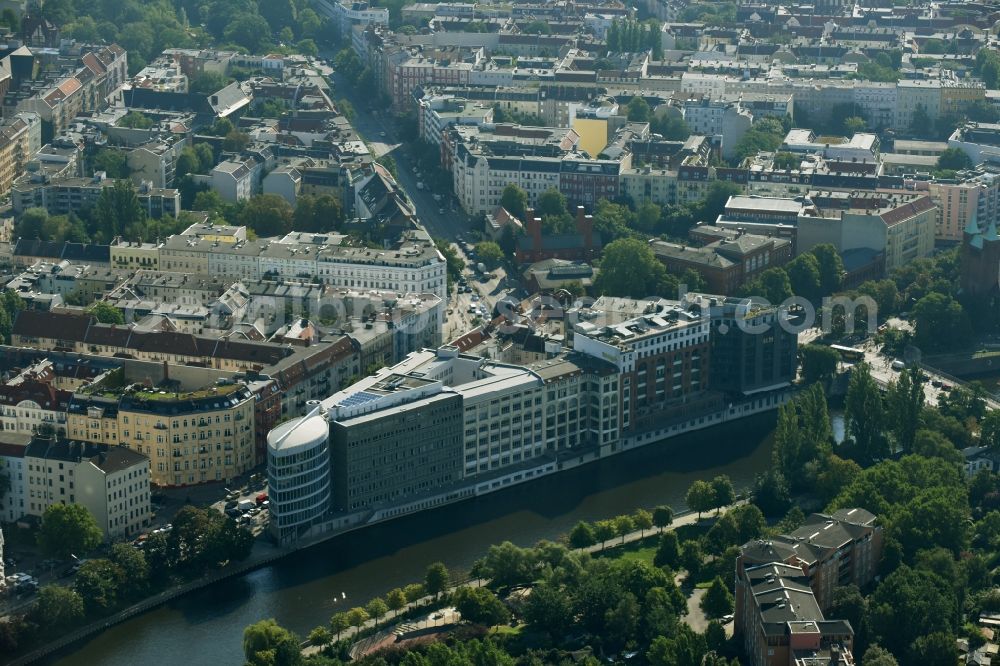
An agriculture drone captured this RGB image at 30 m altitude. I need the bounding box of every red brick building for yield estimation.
[650,227,793,295]
[515,206,603,264]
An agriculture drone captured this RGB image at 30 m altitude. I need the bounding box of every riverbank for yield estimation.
[41,410,777,666]
[302,499,745,657]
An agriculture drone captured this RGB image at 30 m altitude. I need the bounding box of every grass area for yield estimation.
[491,624,525,637]
[605,542,657,566]
[695,581,713,589]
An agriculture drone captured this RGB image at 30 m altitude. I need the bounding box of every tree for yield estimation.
[937,147,973,171]
[385,588,407,616]
[307,626,331,646]
[222,130,250,153]
[500,184,528,220]
[604,592,641,648]
[523,581,573,638]
[885,368,924,452]
[175,147,201,180]
[868,565,956,660]
[34,585,84,632]
[982,410,1000,449]
[652,505,673,532]
[537,187,569,218]
[700,576,734,619]
[293,194,345,233]
[87,301,125,325]
[844,363,889,465]
[224,14,273,52]
[365,597,388,628]
[843,115,867,134]
[453,586,510,627]
[704,620,727,653]
[239,194,294,237]
[345,606,369,631]
[811,244,844,295]
[633,508,653,536]
[329,612,349,640]
[403,583,425,604]
[92,149,129,179]
[475,241,505,269]
[568,521,596,548]
[109,543,149,600]
[190,71,232,94]
[752,469,790,516]
[653,531,681,569]
[862,646,899,666]
[710,475,735,514]
[243,619,302,666]
[785,252,823,301]
[119,111,154,129]
[481,541,535,589]
[912,292,971,352]
[38,503,102,559]
[74,559,123,614]
[627,96,652,122]
[686,479,716,519]
[424,562,450,599]
[648,624,707,666]
[594,520,616,547]
[595,238,667,298]
[613,514,635,544]
[800,344,840,384]
[94,179,145,240]
[680,540,703,576]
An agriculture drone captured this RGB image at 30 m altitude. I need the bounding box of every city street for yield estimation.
[325,67,520,341]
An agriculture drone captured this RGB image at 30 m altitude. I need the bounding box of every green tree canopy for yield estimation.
[239,194,294,238]
[595,238,668,298]
[38,503,103,559]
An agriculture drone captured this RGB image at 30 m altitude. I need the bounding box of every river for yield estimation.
[46,413,777,666]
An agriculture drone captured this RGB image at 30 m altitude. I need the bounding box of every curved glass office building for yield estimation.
[267,413,330,541]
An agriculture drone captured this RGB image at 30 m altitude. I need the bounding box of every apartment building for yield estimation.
[929,169,1000,243]
[0,379,71,438]
[313,0,388,37]
[109,240,163,271]
[12,172,180,218]
[447,122,635,214]
[14,45,128,139]
[738,509,883,612]
[798,191,936,274]
[11,310,293,372]
[0,112,41,199]
[114,383,255,488]
[0,432,30,523]
[157,230,448,300]
[736,562,856,666]
[735,509,882,666]
[24,436,150,539]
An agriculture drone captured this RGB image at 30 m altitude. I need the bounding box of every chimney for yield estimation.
[576,206,594,250]
[528,208,542,249]
[163,360,169,383]
[830,646,840,666]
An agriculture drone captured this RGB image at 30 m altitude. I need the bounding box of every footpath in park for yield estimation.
[303,500,745,657]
